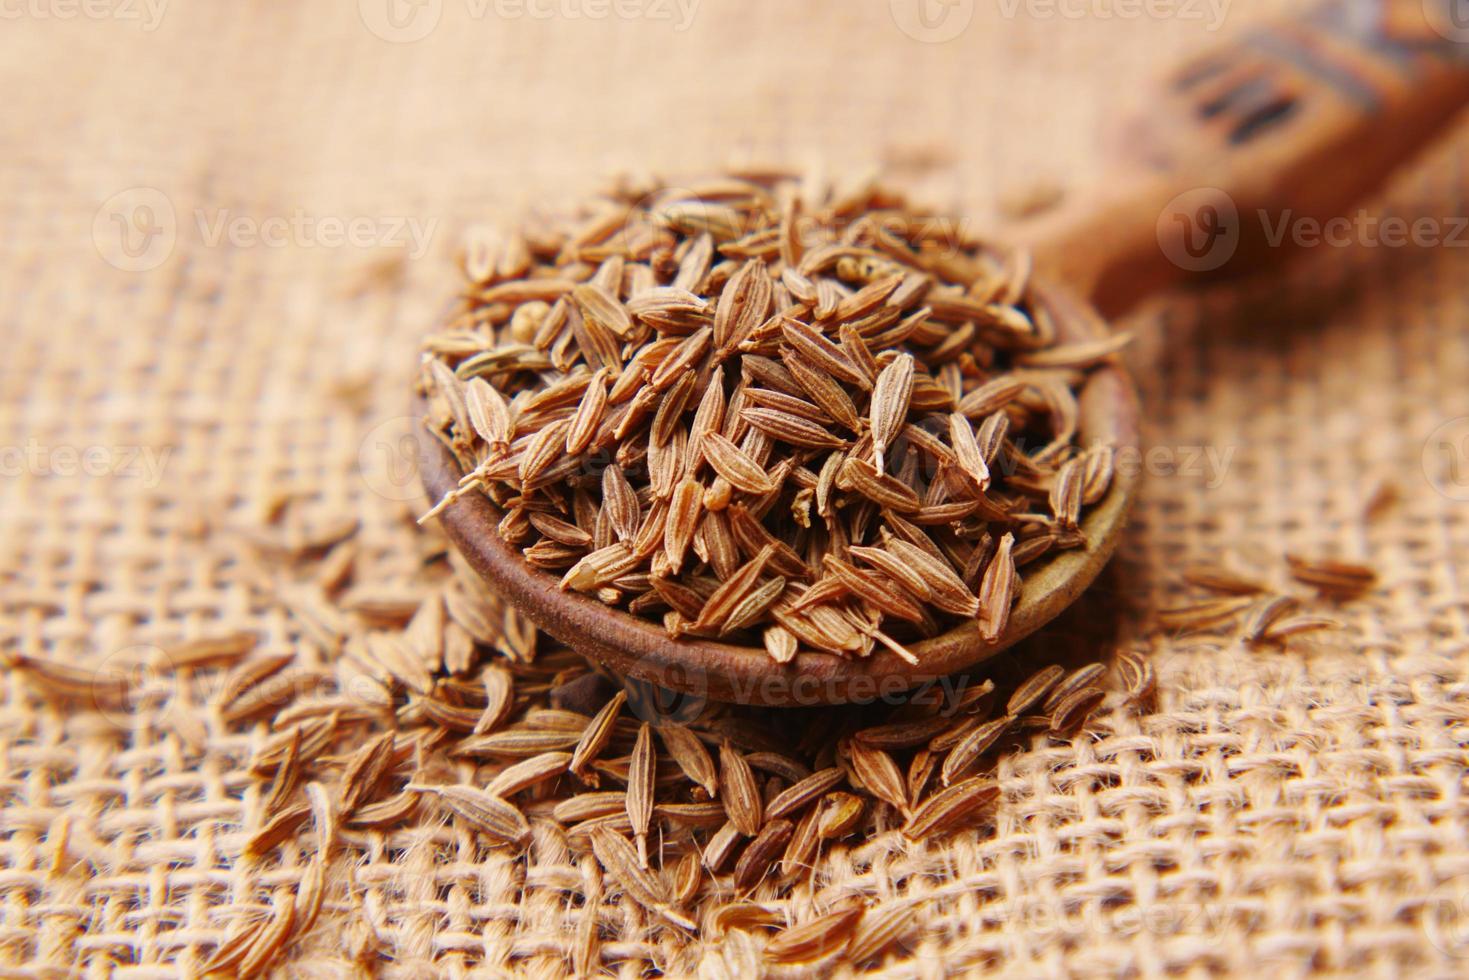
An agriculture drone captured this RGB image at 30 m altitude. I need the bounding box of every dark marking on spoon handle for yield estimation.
[1014,0,1469,315]
[1166,0,1469,147]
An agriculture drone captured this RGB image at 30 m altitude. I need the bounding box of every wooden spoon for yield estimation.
[421,0,1469,705]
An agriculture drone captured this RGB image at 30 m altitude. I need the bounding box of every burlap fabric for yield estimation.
[4,1,1469,975]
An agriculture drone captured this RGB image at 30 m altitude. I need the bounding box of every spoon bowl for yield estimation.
[420,0,1469,705]
[418,278,1141,706]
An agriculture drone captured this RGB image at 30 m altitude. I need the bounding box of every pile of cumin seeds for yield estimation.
[9,496,1124,971]
[420,172,1127,663]
[404,632,1115,963]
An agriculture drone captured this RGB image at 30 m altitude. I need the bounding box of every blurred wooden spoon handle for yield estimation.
[1011,0,1469,316]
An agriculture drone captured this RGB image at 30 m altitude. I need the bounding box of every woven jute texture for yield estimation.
[5,1,1469,976]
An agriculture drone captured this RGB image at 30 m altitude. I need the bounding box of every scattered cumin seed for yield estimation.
[1006,663,1064,717]
[553,792,626,824]
[1041,662,1108,714]
[703,820,745,873]
[763,767,846,822]
[1241,595,1301,646]
[672,850,702,906]
[1285,554,1378,598]
[845,740,908,813]
[816,791,865,839]
[1156,594,1257,631]
[569,689,626,784]
[764,906,864,964]
[1182,563,1267,596]
[244,803,312,859]
[588,826,696,929]
[338,731,398,815]
[733,818,794,889]
[627,723,656,867]
[485,751,572,798]
[902,776,1001,840]
[940,716,1014,786]
[719,740,764,837]
[411,783,531,848]
[1258,613,1343,645]
[847,902,918,964]
[1048,686,1107,736]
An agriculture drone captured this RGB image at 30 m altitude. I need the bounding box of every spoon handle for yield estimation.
[1012,0,1469,317]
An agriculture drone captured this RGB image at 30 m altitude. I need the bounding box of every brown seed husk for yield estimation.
[1241,595,1301,645]
[1006,663,1064,717]
[1285,554,1378,597]
[1117,648,1156,706]
[412,783,531,848]
[1048,686,1107,736]
[902,776,1001,840]
[485,751,572,798]
[764,906,864,964]
[940,716,1014,786]
[816,791,865,839]
[720,740,764,836]
[627,722,656,866]
[733,818,794,889]
[657,723,719,797]
[781,804,823,879]
[703,820,745,873]
[763,766,846,822]
[846,740,908,813]
[847,903,918,964]
[1041,662,1108,714]
[1157,595,1257,630]
[570,689,627,783]
[588,826,696,929]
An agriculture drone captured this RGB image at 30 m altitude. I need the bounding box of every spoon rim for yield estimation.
[416,276,1140,706]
